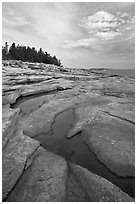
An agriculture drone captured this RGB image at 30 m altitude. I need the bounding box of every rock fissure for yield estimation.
[9,87,72,112]
[46,107,76,139]
[82,138,133,179]
[3,145,40,201]
[67,162,90,201]
[2,60,135,201]
[103,111,135,125]
[30,109,134,197]
[3,110,21,151]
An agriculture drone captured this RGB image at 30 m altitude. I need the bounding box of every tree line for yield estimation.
[2,42,62,66]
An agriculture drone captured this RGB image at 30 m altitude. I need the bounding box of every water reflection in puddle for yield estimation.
[10,91,58,114]
[34,108,134,198]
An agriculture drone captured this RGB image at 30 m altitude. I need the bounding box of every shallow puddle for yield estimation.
[34,108,134,198]
[11,94,135,198]
[10,90,58,114]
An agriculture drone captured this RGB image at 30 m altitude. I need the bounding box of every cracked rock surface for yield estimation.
[2,60,135,201]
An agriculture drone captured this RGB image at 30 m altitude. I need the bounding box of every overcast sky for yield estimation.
[2,2,135,69]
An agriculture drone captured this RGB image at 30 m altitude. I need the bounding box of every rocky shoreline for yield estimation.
[2,60,135,201]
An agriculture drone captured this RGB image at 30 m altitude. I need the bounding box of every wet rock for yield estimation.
[66,95,112,138]
[21,79,73,97]
[2,130,40,200]
[81,111,135,177]
[11,94,55,115]
[101,79,134,98]
[66,163,134,202]
[2,105,20,148]
[2,60,135,201]
[2,89,21,105]
[5,147,68,202]
[5,147,134,202]
[23,98,76,138]
[19,62,28,69]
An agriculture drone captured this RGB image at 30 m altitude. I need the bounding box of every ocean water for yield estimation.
[104,69,135,78]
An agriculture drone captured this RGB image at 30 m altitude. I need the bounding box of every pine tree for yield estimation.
[3,42,62,66]
[2,42,9,60]
[9,43,16,59]
[37,48,43,63]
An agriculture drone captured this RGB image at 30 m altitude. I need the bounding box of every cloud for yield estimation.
[80,11,118,33]
[2,2,73,54]
[2,2,135,69]
[63,38,96,48]
[130,16,135,23]
[63,29,122,48]
[116,11,122,16]
[63,11,124,49]
[120,12,128,18]
[64,9,134,50]
[125,27,132,30]
[95,30,121,40]
[79,11,126,35]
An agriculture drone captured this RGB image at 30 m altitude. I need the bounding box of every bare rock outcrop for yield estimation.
[2,60,135,201]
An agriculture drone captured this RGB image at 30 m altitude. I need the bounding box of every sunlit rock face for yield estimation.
[2,60,135,201]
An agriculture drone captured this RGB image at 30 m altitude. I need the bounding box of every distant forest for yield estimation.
[2,42,62,66]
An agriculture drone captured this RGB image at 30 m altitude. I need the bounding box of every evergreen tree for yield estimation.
[2,42,9,59]
[37,48,43,63]
[9,43,16,59]
[31,47,37,62]
[2,42,62,66]
[2,46,7,60]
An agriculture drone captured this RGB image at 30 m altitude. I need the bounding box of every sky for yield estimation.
[2,2,135,69]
